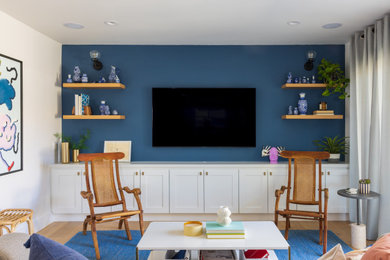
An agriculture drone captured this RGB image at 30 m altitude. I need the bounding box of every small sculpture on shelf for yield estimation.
[66,74,73,83]
[112,109,119,115]
[294,77,299,83]
[98,76,106,83]
[99,101,107,115]
[286,72,293,83]
[302,76,307,84]
[72,66,81,83]
[216,206,232,227]
[312,75,316,83]
[293,107,299,115]
[288,105,293,115]
[261,146,285,164]
[108,65,120,83]
[81,73,88,83]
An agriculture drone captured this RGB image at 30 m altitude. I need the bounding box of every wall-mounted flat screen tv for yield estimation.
[152,88,256,147]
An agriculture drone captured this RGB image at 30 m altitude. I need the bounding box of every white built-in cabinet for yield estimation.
[204,168,239,213]
[50,163,349,216]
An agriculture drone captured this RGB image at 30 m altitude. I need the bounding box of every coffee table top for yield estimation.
[137,221,289,250]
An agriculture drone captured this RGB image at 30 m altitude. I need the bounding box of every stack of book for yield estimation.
[313,110,334,115]
[205,222,245,239]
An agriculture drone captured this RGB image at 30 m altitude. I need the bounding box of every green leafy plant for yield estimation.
[318,58,350,100]
[313,136,349,154]
[53,130,90,150]
[359,179,371,184]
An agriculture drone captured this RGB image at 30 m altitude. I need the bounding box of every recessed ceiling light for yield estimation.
[104,20,118,26]
[322,23,342,29]
[63,22,84,29]
[287,21,301,26]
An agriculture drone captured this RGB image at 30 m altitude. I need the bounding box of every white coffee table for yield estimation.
[137,221,290,260]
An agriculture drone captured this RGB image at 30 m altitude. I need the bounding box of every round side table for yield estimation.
[337,189,380,249]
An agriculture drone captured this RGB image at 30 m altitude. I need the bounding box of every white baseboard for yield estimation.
[51,213,349,223]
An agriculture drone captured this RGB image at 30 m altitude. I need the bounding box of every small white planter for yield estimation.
[328,153,340,163]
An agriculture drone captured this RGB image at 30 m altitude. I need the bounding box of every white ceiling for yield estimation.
[0,0,389,45]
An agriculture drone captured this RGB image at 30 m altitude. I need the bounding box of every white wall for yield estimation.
[0,10,61,232]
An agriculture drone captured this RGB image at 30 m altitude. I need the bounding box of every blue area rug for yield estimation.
[275,230,352,260]
[66,230,352,260]
[65,230,150,260]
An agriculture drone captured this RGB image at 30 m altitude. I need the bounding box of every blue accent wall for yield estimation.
[62,45,345,161]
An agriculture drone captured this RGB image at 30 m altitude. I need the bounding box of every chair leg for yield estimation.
[319,220,323,245]
[323,219,328,255]
[274,213,279,228]
[83,219,89,235]
[285,216,290,240]
[123,219,132,240]
[27,217,34,235]
[139,213,144,236]
[118,219,123,230]
[91,221,100,260]
[0,226,3,236]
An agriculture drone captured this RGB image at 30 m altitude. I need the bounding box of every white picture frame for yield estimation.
[104,141,132,162]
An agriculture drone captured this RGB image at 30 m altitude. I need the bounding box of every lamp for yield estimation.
[90,50,103,70]
[304,50,317,71]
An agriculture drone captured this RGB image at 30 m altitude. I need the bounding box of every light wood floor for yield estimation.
[38,220,374,249]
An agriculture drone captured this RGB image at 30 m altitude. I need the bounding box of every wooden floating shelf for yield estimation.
[63,115,125,120]
[63,83,125,89]
[281,83,327,89]
[282,115,343,120]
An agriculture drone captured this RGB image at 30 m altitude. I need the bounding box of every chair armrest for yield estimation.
[275,186,287,212]
[123,187,141,195]
[80,191,93,200]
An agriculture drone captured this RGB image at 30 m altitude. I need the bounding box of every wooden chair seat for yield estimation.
[93,210,141,221]
[276,209,324,218]
[0,209,34,236]
[78,152,144,260]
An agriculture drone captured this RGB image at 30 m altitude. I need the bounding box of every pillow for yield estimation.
[318,244,346,260]
[361,233,390,260]
[24,234,87,260]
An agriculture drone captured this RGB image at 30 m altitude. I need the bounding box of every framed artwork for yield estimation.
[104,141,132,162]
[0,54,22,176]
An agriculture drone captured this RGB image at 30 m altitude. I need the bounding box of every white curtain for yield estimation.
[346,15,390,239]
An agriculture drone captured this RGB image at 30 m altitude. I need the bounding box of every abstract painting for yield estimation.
[0,54,22,176]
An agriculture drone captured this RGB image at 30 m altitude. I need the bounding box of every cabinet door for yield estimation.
[111,167,141,212]
[204,168,239,213]
[239,168,268,213]
[140,168,170,213]
[325,166,349,213]
[267,167,294,213]
[170,168,204,213]
[51,168,82,214]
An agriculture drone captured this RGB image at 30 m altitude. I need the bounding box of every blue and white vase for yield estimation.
[298,93,308,115]
[288,105,293,115]
[81,73,88,83]
[99,101,106,115]
[66,74,73,83]
[72,66,81,82]
[293,107,299,115]
[286,72,293,83]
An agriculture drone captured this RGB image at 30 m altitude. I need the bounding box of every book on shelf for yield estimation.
[243,250,269,259]
[313,110,334,115]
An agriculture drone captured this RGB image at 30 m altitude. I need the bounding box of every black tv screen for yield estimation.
[152,88,256,147]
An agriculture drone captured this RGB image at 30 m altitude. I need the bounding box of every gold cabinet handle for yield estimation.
[263,172,266,176]
[142,172,144,176]
[327,171,330,175]
[199,172,202,176]
[77,172,80,176]
[206,172,208,176]
[322,172,324,176]
[136,172,138,176]
[83,172,86,176]
[270,172,272,176]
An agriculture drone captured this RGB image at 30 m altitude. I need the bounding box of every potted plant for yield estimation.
[359,179,371,194]
[318,58,350,100]
[314,136,348,163]
[55,130,90,163]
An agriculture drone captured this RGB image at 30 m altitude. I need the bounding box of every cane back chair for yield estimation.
[274,151,330,255]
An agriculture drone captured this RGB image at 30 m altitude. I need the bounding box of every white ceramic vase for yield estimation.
[216,206,232,226]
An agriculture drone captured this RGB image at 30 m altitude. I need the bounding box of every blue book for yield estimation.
[206,222,245,233]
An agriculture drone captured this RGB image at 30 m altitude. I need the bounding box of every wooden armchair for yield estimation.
[78,152,144,260]
[274,151,330,255]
